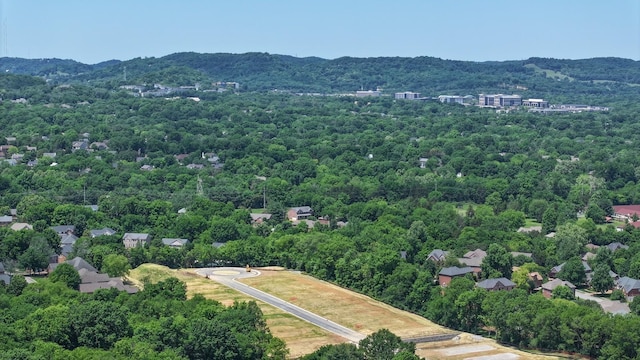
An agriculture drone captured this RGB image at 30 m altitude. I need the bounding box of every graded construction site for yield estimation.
[129,264,559,359]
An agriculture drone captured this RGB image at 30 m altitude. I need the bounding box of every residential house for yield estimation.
[174,154,190,163]
[476,277,516,291]
[0,215,12,226]
[426,249,448,263]
[606,242,629,252]
[90,227,116,238]
[612,205,640,220]
[541,279,576,298]
[59,257,137,294]
[582,252,597,261]
[287,206,313,221]
[186,163,204,170]
[123,233,152,249]
[250,213,272,225]
[438,266,474,287]
[617,276,640,299]
[90,141,109,151]
[84,205,99,212]
[528,272,544,289]
[51,225,76,236]
[161,238,189,248]
[549,261,592,279]
[72,140,89,152]
[42,152,57,158]
[457,248,487,275]
[140,164,155,171]
[586,243,600,251]
[10,223,33,231]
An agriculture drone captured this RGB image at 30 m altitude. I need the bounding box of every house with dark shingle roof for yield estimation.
[541,279,576,298]
[476,277,516,291]
[55,257,138,294]
[438,266,474,287]
[90,228,116,238]
[51,225,75,235]
[457,248,487,275]
[426,249,448,263]
[287,206,313,221]
[0,215,12,225]
[549,261,592,279]
[606,242,629,252]
[617,276,640,299]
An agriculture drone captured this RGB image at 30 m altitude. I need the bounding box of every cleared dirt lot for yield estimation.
[130,265,561,359]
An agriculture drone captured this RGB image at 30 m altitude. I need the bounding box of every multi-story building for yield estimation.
[395,91,421,100]
[479,94,522,107]
[438,95,465,104]
[522,98,549,108]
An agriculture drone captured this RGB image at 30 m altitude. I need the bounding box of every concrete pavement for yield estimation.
[575,289,630,314]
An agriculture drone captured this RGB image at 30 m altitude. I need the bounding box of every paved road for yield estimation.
[195,267,366,343]
[575,290,630,314]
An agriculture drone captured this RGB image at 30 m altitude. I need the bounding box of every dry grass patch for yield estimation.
[241,269,451,338]
[129,264,347,358]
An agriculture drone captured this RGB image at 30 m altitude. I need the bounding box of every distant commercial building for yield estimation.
[356,90,382,97]
[479,94,522,107]
[395,92,421,100]
[522,99,549,108]
[438,95,465,104]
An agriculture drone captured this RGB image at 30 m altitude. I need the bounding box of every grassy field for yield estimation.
[524,64,575,81]
[129,265,561,359]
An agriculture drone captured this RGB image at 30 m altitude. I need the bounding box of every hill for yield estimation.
[0,53,639,99]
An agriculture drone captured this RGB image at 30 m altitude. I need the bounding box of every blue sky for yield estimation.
[3,0,639,64]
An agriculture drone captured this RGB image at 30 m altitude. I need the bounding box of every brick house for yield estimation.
[438,266,474,287]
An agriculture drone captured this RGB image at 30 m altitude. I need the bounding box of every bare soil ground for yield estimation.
[128,264,347,358]
[129,265,562,359]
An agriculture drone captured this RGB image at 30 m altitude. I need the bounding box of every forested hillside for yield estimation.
[0,53,639,99]
[1,57,640,359]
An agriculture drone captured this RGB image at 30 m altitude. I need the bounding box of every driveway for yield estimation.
[575,290,630,314]
[195,267,366,343]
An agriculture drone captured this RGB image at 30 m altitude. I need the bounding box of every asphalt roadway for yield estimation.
[195,267,366,343]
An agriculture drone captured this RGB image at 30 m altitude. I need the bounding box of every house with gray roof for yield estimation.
[90,228,116,238]
[51,225,75,235]
[476,277,516,291]
[541,279,576,298]
[287,206,313,221]
[606,242,629,252]
[617,276,640,299]
[60,233,78,246]
[161,238,189,248]
[0,215,12,225]
[65,257,98,273]
[123,233,152,249]
[54,257,138,294]
[426,249,448,263]
[549,261,592,279]
[438,266,474,287]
